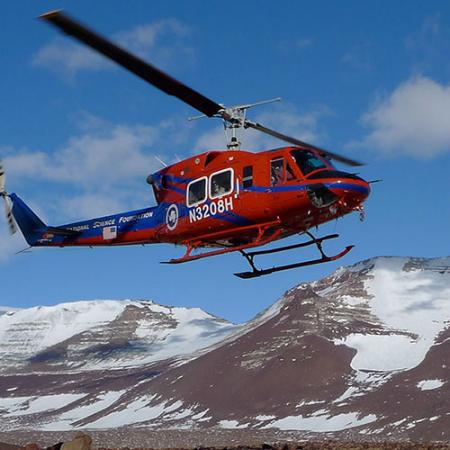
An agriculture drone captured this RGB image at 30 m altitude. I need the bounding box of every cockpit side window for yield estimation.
[271,157,296,185]
[291,150,328,175]
[271,158,284,185]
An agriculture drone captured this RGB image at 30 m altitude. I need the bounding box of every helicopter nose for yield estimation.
[338,177,370,209]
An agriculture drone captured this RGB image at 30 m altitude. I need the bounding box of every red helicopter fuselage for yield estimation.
[9,146,369,277]
[150,146,369,247]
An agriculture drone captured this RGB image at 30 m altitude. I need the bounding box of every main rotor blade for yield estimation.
[40,10,223,117]
[245,120,363,166]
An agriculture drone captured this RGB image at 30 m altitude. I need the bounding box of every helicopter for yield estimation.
[0,10,370,279]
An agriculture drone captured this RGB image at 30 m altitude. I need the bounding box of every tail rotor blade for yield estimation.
[0,161,5,193]
[0,161,17,235]
[3,196,17,235]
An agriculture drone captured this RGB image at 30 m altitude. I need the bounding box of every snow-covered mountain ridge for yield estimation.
[0,299,239,373]
[0,256,449,440]
[0,306,21,317]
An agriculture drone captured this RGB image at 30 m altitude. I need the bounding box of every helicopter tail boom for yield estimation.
[8,193,80,245]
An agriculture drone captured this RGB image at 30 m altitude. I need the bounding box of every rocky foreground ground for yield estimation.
[3,442,450,450]
[2,430,450,450]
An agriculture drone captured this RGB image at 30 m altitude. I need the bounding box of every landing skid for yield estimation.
[234,231,353,279]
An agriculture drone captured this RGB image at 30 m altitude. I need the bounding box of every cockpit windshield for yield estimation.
[290,149,329,175]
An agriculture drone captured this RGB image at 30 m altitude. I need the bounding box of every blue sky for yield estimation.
[1,0,449,323]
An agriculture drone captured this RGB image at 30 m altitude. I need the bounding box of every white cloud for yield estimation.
[295,38,313,49]
[0,221,26,263]
[404,15,450,74]
[195,104,329,152]
[359,76,450,157]
[405,14,441,51]
[32,39,106,74]
[117,19,189,53]
[4,123,159,188]
[59,192,131,220]
[341,41,372,71]
[33,18,192,76]
[0,114,191,223]
[277,37,313,53]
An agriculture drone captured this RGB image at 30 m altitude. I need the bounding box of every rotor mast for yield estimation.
[189,97,282,149]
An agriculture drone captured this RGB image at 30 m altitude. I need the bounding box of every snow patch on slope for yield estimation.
[417,379,444,391]
[337,257,450,371]
[218,419,248,429]
[87,395,194,429]
[0,394,85,418]
[41,391,127,431]
[265,412,377,432]
[335,334,423,371]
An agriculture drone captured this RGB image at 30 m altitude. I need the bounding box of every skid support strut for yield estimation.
[234,231,353,279]
[161,221,282,264]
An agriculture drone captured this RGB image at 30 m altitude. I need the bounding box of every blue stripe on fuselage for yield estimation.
[53,198,251,243]
[244,181,369,195]
[46,181,366,244]
[56,205,162,241]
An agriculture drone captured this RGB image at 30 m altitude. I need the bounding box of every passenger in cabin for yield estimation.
[211,180,219,196]
[211,180,227,196]
[190,191,200,204]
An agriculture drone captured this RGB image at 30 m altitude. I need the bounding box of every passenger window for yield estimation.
[243,166,253,189]
[286,162,295,181]
[187,177,207,206]
[210,169,233,198]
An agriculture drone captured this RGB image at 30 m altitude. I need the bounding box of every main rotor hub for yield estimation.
[218,98,281,149]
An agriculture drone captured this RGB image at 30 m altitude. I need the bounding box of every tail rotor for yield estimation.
[0,161,18,235]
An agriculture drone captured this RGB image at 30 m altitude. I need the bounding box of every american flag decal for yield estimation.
[103,226,117,240]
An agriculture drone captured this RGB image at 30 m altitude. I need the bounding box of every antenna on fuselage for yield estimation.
[154,156,167,167]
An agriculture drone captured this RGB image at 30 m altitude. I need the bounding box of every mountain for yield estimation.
[0,256,449,441]
[0,300,238,373]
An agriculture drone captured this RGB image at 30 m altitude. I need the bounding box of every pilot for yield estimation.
[271,165,284,185]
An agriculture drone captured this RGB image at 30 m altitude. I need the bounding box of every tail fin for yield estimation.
[9,194,46,245]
